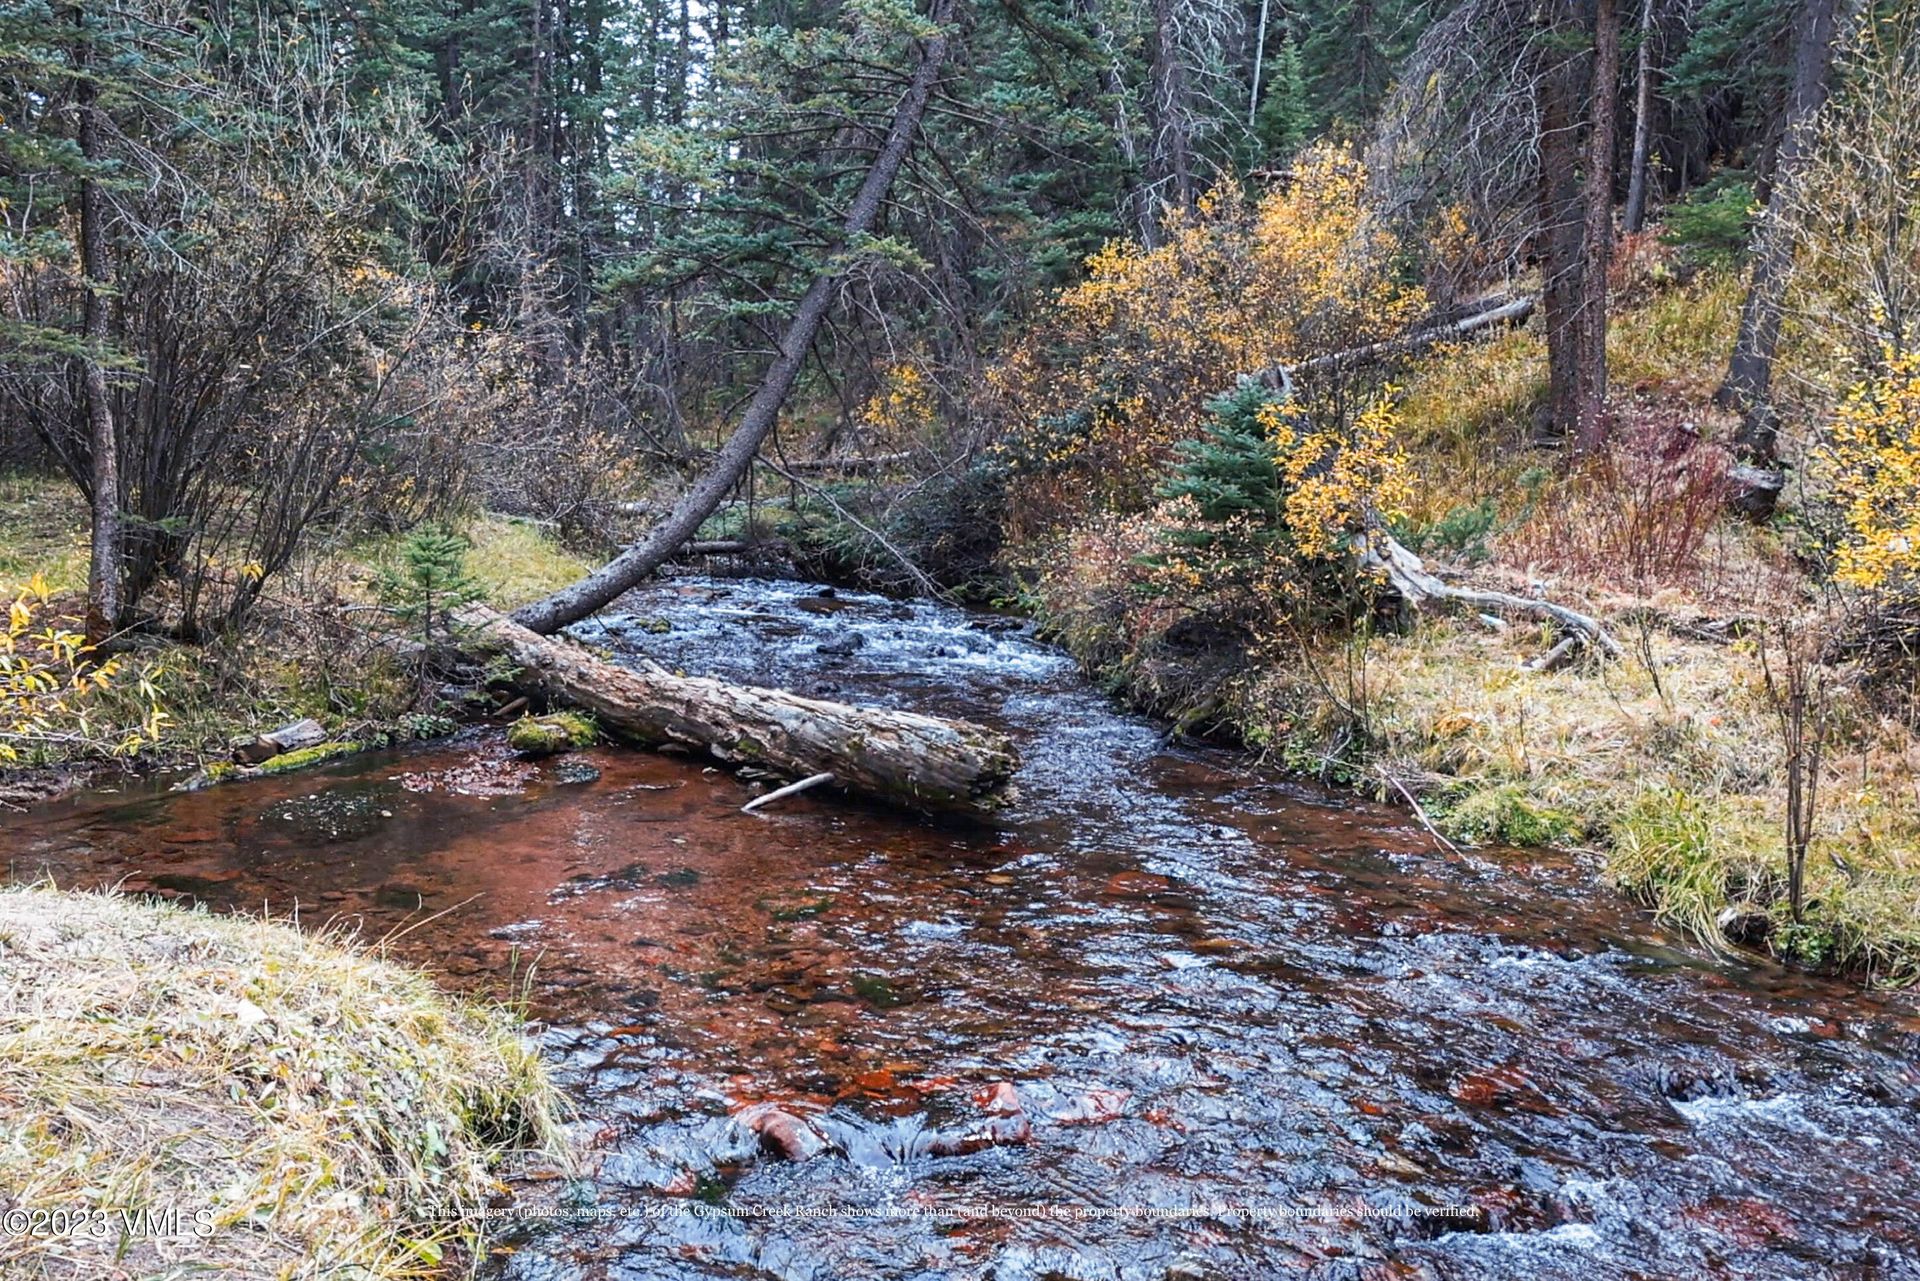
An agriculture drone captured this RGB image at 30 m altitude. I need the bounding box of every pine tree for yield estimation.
[1160,382,1291,534]
[1299,0,1426,136]
[1152,381,1310,605]
[379,527,484,651]
[1251,24,1315,159]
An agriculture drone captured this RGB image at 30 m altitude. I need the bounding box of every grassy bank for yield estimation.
[1030,557,1920,985]
[0,885,568,1279]
[1018,267,1920,985]
[0,480,595,787]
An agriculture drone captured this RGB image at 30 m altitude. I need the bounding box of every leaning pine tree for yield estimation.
[510,0,959,635]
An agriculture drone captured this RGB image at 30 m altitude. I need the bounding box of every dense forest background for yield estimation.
[0,0,1849,614]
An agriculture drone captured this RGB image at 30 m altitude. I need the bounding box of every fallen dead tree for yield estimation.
[1357,526,1622,658]
[1235,297,1619,666]
[458,605,1018,815]
[779,452,910,475]
[1255,294,1536,387]
[675,538,790,558]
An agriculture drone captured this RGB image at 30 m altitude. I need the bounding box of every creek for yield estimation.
[8,576,1920,1280]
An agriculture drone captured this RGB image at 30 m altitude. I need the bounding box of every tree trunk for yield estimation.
[510,0,956,635]
[461,606,1019,814]
[1147,0,1196,226]
[72,8,121,648]
[1248,0,1271,130]
[1575,0,1621,451]
[1622,0,1657,234]
[1717,0,1848,494]
[1533,34,1587,445]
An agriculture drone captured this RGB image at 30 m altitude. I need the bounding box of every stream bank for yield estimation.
[1021,553,1920,982]
[0,885,566,1280]
[6,575,1920,1280]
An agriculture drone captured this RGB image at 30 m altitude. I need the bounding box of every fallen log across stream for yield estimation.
[456,605,1020,816]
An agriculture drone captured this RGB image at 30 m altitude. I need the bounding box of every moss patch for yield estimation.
[257,740,362,774]
[1440,782,1583,847]
[508,712,598,755]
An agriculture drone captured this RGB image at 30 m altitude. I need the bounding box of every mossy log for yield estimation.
[458,606,1018,815]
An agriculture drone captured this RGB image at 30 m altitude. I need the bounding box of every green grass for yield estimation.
[1607,788,1771,947]
[0,471,88,593]
[1439,781,1584,846]
[460,514,597,610]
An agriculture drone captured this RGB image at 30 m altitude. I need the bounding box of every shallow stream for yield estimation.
[8,577,1920,1279]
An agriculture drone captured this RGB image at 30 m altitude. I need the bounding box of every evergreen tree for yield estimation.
[1154,380,1306,598]
[1299,0,1430,136]
[379,526,485,650]
[1251,22,1315,158]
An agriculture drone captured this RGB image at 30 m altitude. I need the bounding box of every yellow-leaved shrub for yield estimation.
[988,146,1426,531]
[0,576,166,763]
[1828,349,1920,592]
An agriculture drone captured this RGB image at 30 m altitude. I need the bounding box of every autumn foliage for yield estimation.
[989,148,1426,529]
[1,577,165,763]
[1828,350,1920,594]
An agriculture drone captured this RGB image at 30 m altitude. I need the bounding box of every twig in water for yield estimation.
[1381,770,1464,857]
[743,772,836,813]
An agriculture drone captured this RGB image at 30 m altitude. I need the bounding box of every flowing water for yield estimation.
[7,576,1920,1280]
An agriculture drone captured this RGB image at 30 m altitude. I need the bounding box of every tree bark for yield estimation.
[510,0,956,635]
[72,7,121,648]
[1533,35,1587,445]
[1716,0,1848,492]
[1622,0,1657,235]
[1575,0,1621,451]
[1146,0,1196,226]
[1248,0,1271,130]
[461,606,1019,814]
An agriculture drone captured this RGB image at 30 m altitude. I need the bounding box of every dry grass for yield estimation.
[0,885,569,1280]
[1026,267,1920,981]
[1395,266,1745,530]
[1187,600,1920,981]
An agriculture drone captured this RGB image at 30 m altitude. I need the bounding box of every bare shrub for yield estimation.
[469,358,644,549]
[0,11,475,636]
[1758,619,1838,925]
[1500,406,1731,594]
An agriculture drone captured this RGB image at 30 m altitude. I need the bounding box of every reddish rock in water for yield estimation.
[973,1080,1022,1115]
[1100,871,1177,900]
[928,1113,1032,1156]
[926,1079,1032,1154]
[1448,1065,1554,1114]
[735,1102,829,1161]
